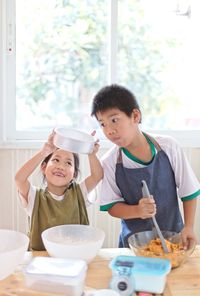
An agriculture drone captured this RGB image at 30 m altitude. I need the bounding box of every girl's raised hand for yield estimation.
[41,130,57,157]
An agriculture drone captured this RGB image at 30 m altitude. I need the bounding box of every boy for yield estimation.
[91,84,200,248]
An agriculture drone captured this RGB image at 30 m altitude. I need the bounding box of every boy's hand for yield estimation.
[181,226,196,250]
[138,197,157,219]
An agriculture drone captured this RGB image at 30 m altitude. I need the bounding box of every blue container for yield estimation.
[109,255,171,294]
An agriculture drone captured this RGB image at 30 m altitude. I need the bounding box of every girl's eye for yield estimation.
[52,158,59,163]
[66,161,72,166]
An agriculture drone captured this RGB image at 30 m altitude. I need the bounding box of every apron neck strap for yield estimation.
[117,133,162,163]
[117,149,123,163]
[143,133,162,151]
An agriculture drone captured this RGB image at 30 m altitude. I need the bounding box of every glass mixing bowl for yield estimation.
[128,230,195,268]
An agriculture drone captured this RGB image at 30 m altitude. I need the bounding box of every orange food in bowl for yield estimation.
[137,238,185,268]
[144,238,183,253]
[128,231,195,268]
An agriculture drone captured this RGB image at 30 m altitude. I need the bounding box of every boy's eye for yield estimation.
[112,117,118,123]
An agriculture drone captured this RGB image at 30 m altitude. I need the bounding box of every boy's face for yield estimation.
[96,108,141,148]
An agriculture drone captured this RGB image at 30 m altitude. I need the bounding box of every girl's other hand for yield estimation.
[90,130,100,155]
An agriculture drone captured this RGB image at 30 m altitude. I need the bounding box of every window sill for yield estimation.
[0,130,200,149]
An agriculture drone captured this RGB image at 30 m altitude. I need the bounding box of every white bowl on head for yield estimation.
[54,128,95,154]
[0,229,29,280]
[42,224,105,263]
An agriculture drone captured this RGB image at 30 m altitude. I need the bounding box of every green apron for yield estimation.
[29,183,89,250]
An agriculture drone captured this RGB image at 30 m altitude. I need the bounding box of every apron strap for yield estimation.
[143,133,162,152]
[117,133,162,163]
[117,149,123,163]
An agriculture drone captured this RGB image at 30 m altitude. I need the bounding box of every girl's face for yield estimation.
[96,108,141,148]
[42,149,75,193]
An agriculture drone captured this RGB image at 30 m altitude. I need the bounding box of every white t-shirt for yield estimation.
[19,181,93,217]
[100,134,200,209]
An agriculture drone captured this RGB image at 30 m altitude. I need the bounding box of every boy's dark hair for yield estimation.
[41,151,80,179]
[91,84,141,118]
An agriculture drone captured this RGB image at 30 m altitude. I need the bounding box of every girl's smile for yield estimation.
[42,149,75,194]
[52,170,66,178]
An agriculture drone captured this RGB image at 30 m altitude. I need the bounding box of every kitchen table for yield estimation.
[0,246,199,296]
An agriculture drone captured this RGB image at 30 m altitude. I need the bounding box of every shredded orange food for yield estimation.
[145,238,183,253]
[137,238,185,268]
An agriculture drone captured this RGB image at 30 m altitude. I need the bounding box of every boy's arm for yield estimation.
[15,132,56,202]
[108,197,156,219]
[182,198,197,248]
[84,140,103,193]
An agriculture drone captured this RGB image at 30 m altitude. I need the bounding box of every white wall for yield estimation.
[0,146,200,246]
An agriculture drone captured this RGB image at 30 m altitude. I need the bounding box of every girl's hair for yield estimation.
[91,84,141,119]
[41,151,80,180]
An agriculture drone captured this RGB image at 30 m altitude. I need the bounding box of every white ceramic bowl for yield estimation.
[0,229,29,280]
[42,224,105,263]
[54,128,95,154]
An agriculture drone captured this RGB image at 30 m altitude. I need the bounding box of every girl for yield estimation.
[15,131,103,250]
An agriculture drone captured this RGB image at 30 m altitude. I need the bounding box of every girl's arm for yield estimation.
[15,132,56,202]
[84,137,103,193]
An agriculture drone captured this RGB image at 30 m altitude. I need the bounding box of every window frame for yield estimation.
[0,0,200,148]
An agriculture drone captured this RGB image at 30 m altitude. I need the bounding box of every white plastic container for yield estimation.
[24,257,87,296]
[110,255,171,294]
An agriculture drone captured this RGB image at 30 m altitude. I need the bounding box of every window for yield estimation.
[1,0,200,146]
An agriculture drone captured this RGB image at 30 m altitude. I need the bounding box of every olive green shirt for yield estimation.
[29,183,89,251]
